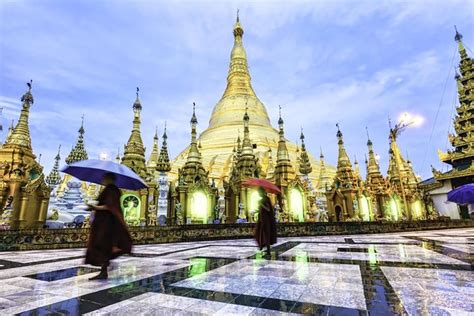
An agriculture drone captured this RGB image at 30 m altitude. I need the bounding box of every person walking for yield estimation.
[254,186,277,256]
[86,173,132,280]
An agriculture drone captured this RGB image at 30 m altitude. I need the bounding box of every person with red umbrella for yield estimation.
[243,179,279,256]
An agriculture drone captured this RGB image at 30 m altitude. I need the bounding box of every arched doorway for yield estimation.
[335,205,342,221]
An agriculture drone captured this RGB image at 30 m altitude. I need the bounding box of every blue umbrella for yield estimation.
[447,184,474,204]
[60,159,148,190]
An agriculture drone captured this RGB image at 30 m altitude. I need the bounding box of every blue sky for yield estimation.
[1,0,473,179]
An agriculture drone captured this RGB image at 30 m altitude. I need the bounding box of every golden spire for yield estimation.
[180,103,208,184]
[5,81,34,151]
[336,123,352,171]
[66,115,88,164]
[298,128,312,175]
[46,145,62,187]
[147,126,159,169]
[335,124,357,187]
[275,106,294,183]
[157,122,171,172]
[122,87,147,174]
[186,102,201,163]
[221,11,256,99]
[366,127,382,177]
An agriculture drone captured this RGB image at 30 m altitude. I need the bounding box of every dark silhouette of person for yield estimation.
[254,186,277,255]
[86,173,132,280]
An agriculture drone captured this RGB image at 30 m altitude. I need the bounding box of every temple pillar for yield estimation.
[37,198,49,228]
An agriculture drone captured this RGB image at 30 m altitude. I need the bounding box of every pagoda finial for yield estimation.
[133,87,142,112]
[191,102,198,125]
[278,105,284,126]
[79,114,85,135]
[454,25,462,42]
[237,8,239,22]
[366,126,373,146]
[56,144,61,160]
[454,25,469,60]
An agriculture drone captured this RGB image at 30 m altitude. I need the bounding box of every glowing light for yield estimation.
[390,196,400,221]
[359,195,371,221]
[290,188,304,222]
[190,191,208,223]
[411,200,423,220]
[398,112,425,127]
[368,245,377,265]
[249,190,262,214]
[99,152,108,160]
[375,154,381,161]
[188,258,208,277]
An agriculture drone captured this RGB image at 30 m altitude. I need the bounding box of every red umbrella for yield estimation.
[242,178,281,194]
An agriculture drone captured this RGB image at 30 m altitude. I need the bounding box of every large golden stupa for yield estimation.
[171,15,335,185]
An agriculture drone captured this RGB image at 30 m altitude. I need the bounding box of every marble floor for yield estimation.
[0,228,472,315]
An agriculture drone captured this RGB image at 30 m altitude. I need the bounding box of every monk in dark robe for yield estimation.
[86,173,132,280]
[254,186,277,255]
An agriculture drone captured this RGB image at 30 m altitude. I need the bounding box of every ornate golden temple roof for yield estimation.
[433,27,473,183]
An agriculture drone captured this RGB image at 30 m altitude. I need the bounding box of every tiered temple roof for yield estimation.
[46,145,62,187]
[334,124,358,189]
[65,117,88,165]
[156,123,171,172]
[178,103,208,184]
[434,27,474,181]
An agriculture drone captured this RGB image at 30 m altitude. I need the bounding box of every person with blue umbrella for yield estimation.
[61,159,148,280]
[447,183,474,218]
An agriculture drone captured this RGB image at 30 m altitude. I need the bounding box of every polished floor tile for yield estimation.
[0,228,472,315]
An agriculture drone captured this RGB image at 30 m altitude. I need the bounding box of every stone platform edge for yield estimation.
[0,219,473,251]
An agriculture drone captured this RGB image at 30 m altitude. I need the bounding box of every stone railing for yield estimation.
[0,219,473,251]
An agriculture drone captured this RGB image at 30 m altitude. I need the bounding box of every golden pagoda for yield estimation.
[325,124,360,221]
[385,122,425,220]
[0,81,51,229]
[121,88,157,226]
[224,108,260,222]
[171,14,335,186]
[56,117,88,197]
[363,132,389,219]
[175,104,217,224]
[429,27,474,219]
